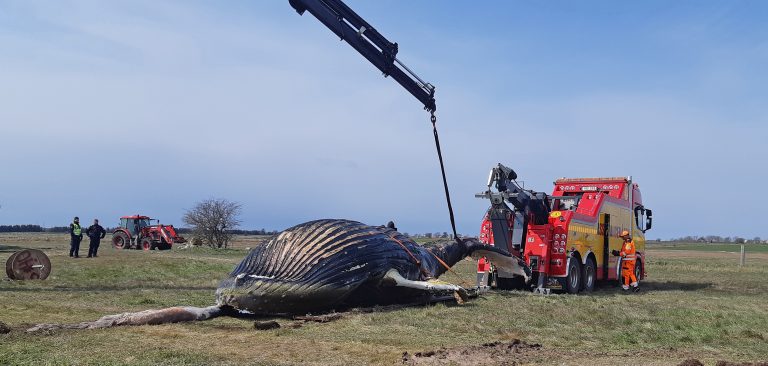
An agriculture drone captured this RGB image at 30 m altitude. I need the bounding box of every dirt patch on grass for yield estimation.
[678,360,705,366]
[679,361,768,366]
[401,339,541,365]
[0,321,11,334]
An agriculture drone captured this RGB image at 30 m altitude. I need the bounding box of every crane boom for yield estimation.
[288,0,436,112]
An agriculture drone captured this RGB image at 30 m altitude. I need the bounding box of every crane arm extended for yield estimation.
[288,0,436,112]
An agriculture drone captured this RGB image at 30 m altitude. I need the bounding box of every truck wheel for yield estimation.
[582,258,596,293]
[113,232,130,249]
[566,257,582,294]
[635,260,642,282]
[140,238,152,251]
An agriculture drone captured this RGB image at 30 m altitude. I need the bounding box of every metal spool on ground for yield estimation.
[5,249,51,280]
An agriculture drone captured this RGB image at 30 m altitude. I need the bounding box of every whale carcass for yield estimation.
[216,219,529,314]
[28,219,529,331]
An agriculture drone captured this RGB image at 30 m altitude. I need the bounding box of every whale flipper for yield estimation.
[381,269,468,302]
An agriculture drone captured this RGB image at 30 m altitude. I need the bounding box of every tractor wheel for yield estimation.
[582,258,597,293]
[566,257,582,294]
[140,238,152,251]
[160,242,172,250]
[113,232,130,250]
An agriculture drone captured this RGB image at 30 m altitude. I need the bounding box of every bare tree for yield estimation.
[182,198,242,248]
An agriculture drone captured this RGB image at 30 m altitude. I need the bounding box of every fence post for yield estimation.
[740,244,746,266]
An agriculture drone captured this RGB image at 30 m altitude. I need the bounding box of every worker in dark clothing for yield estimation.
[69,217,83,258]
[86,219,107,258]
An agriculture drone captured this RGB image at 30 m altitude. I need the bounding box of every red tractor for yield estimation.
[112,215,186,251]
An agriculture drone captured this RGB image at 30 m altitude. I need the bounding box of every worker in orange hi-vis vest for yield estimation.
[477,256,489,288]
[617,230,639,292]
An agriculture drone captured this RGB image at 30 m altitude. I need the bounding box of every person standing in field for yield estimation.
[86,219,106,258]
[69,216,83,258]
[477,256,489,288]
[615,230,639,292]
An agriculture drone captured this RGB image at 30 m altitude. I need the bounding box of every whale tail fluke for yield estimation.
[26,305,224,333]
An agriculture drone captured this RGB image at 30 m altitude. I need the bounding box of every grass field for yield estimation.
[650,242,768,253]
[1,234,767,365]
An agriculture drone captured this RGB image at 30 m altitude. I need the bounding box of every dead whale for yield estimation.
[28,219,528,331]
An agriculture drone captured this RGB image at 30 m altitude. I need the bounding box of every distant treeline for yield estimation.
[667,235,765,244]
[174,228,278,236]
[0,225,43,232]
[0,224,278,236]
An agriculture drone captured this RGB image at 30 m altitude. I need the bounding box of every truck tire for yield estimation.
[566,257,582,294]
[113,232,130,250]
[140,238,152,251]
[635,260,642,282]
[582,258,597,293]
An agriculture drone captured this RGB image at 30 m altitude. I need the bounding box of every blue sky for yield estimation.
[1,1,766,239]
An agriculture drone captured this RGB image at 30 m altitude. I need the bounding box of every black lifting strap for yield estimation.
[430,111,459,241]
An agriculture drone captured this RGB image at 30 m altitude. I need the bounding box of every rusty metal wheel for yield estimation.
[5,249,52,280]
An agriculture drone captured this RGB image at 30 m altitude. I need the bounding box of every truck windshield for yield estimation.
[552,193,583,211]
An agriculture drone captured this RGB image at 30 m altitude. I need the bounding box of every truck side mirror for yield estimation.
[644,209,652,232]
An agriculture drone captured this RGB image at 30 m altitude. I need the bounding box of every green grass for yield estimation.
[650,242,768,253]
[1,233,767,365]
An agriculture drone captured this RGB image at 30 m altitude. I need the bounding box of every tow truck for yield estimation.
[477,164,653,293]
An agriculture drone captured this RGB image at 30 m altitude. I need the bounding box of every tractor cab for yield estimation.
[121,216,152,237]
